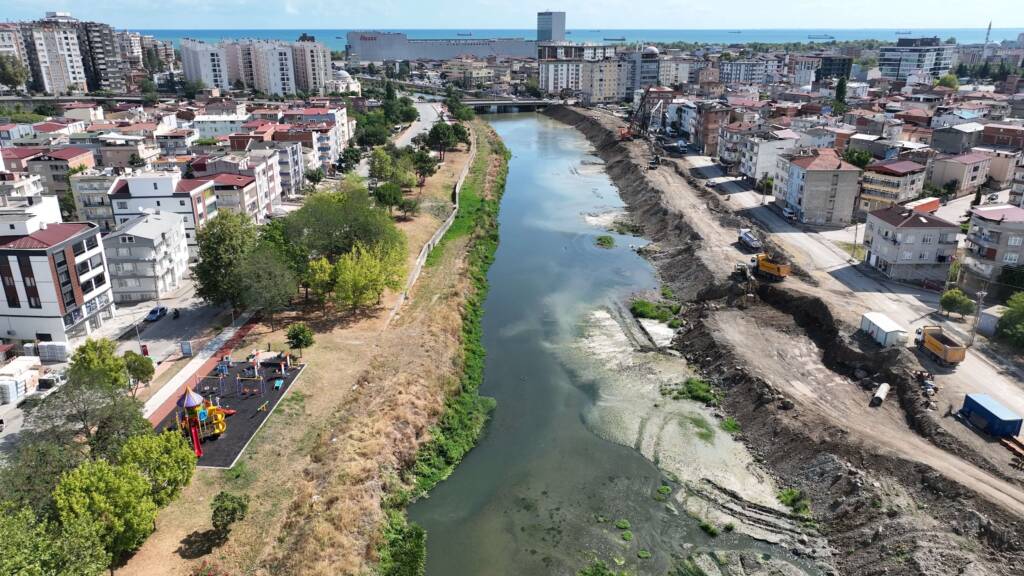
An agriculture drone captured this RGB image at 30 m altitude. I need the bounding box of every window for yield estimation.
[1010,236,1024,247]
[72,241,85,256]
[86,236,98,250]
[153,182,158,190]
[116,201,127,209]
[1005,253,1020,265]
[28,296,40,309]
[116,247,130,257]
[156,201,161,206]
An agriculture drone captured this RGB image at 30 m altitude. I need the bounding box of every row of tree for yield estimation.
[0,339,195,575]
[351,82,420,147]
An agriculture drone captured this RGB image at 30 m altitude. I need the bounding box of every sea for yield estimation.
[139,28,1024,51]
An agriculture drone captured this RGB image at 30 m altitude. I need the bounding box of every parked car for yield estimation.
[987,193,1000,203]
[782,207,797,221]
[145,305,168,322]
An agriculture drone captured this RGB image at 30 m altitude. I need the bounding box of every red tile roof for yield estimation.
[790,149,859,172]
[32,122,70,133]
[1,147,46,160]
[0,223,91,249]
[175,179,212,193]
[38,147,93,161]
[972,205,1024,224]
[866,159,926,176]
[869,206,956,229]
[196,173,255,187]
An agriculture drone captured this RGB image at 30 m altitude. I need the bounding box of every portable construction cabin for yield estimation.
[961,394,1023,438]
[860,312,908,348]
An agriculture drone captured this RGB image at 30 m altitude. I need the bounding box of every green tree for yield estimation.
[334,240,406,309]
[369,147,397,182]
[523,78,543,98]
[284,189,402,262]
[451,123,471,146]
[118,431,196,507]
[211,492,249,539]
[338,146,362,173]
[940,288,975,317]
[843,147,873,169]
[0,506,109,576]
[286,323,315,356]
[306,257,336,308]
[936,73,959,90]
[122,351,154,397]
[398,197,421,220]
[259,218,308,286]
[53,460,158,567]
[239,244,298,326]
[997,292,1024,349]
[834,75,847,103]
[304,167,325,188]
[182,79,205,99]
[0,54,30,88]
[412,149,437,188]
[88,396,153,461]
[426,122,457,160]
[33,102,60,117]
[956,62,969,77]
[374,182,403,215]
[0,434,85,517]
[194,211,258,308]
[69,338,128,392]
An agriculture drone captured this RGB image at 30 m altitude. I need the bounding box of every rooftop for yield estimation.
[790,149,859,172]
[946,152,992,164]
[869,206,956,229]
[33,147,93,161]
[866,159,926,176]
[972,204,1024,224]
[196,173,255,187]
[0,223,92,250]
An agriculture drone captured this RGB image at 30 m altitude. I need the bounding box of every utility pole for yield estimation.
[968,284,988,346]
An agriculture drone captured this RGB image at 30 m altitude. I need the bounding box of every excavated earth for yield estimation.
[543,105,1024,576]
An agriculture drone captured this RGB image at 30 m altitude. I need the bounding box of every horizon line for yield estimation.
[132,26,1024,31]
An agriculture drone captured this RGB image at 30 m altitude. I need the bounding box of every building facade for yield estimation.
[963,204,1024,286]
[879,38,955,81]
[774,148,861,226]
[858,159,927,214]
[863,206,958,285]
[104,212,189,303]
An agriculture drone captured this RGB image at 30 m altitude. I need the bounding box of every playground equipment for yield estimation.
[175,387,231,457]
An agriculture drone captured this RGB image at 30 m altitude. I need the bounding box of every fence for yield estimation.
[384,138,477,327]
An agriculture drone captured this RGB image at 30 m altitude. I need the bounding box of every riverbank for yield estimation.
[544,105,1024,575]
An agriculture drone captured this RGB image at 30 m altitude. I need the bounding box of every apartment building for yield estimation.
[858,159,927,214]
[76,19,126,93]
[291,38,332,95]
[0,213,113,344]
[26,147,96,199]
[104,212,189,303]
[193,151,282,215]
[691,101,732,157]
[192,173,263,223]
[70,168,125,232]
[155,128,198,156]
[718,122,761,174]
[878,38,955,81]
[931,122,985,154]
[0,25,28,89]
[250,41,296,96]
[250,140,305,196]
[180,38,230,91]
[581,59,628,104]
[97,133,160,169]
[717,59,767,85]
[191,114,251,138]
[773,148,861,226]
[739,129,799,182]
[108,171,218,256]
[19,14,89,94]
[863,206,958,284]
[929,152,992,196]
[963,204,1024,287]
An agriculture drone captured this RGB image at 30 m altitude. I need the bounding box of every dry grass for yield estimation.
[117,129,485,576]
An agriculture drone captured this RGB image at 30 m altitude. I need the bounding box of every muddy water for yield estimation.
[409,114,812,575]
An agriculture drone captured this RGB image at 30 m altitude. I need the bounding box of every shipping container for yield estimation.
[860,312,907,348]
[960,394,1023,438]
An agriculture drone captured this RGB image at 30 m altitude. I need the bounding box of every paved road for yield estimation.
[395,101,441,149]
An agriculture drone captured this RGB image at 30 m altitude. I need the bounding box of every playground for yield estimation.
[156,349,305,468]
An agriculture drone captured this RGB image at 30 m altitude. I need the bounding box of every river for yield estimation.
[408,113,817,575]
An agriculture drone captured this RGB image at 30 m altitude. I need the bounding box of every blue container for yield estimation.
[961,394,1023,438]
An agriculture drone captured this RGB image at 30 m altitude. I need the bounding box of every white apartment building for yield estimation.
[250,41,296,96]
[251,140,305,196]
[879,38,955,81]
[0,25,28,89]
[292,40,332,95]
[108,171,218,257]
[718,59,767,85]
[191,114,251,139]
[70,168,123,232]
[739,129,799,182]
[0,213,113,344]
[659,58,696,87]
[196,151,282,215]
[104,212,189,303]
[180,38,230,91]
[25,19,88,94]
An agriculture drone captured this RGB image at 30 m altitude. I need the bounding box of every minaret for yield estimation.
[983,21,992,57]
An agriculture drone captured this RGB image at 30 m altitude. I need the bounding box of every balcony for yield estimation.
[967,231,1001,247]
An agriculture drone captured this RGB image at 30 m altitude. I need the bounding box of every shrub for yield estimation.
[614,519,631,530]
[682,377,719,405]
[698,520,719,537]
[211,491,249,536]
[621,530,633,541]
[596,235,615,248]
[939,288,975,318]
[777,488,811,516]
[637,549,652,559]
[720,417,741,434]
[629,298,680,323]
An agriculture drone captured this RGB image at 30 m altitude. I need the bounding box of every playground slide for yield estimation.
[190,425,203,458]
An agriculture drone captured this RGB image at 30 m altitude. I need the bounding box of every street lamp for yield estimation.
[968,288,988,346]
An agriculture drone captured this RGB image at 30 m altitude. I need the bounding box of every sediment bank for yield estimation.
[544,105,1024,576]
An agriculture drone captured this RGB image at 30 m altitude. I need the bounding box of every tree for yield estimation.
[426,122,457,160]
[284,189,402,263]
[239,244,298,326]
[306,257,336,308]
[955,62,969,77]
[53,460,158,567]
[523,78,543,98]
[0,506,109,576]
[123,351,154,397]
[0,433,85,517]
[972,187,983,207]
[33,102,60,117]
[69,338,128,392]
[181,79,205,99]
[834,75,848,104]
[940,288,975,317]
[88,396,154,461]
[118,431,196,507]
[996,292,1024,349]
[936,73,959,90]
[412,149,437,188]
[0,54,29,89]
[304,168,325,188]
[334,240,406,310]
[374,182,403,215]
[451,123,471,146]
[369,147,397,183]
[194,211,258,308]
[398,197,420,220]
[286,323,315,356]
[211,492,249,539]
[843,147,873,169]
[338,146,362,173]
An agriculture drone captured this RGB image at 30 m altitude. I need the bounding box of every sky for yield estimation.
[4,0,1023,30]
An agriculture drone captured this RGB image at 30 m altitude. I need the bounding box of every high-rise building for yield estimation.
[0,24,28,88]
[77,20,127,93]
[180,38,230,91]
[879,37,955,81]
[537,11,566,42]
[19,13,89,94]
[249,41,296,96]
[291,37,332,95]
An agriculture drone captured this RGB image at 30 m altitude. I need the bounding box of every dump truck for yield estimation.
[752,254,791,281]
[914,326,967,367]
[738,228,763,250]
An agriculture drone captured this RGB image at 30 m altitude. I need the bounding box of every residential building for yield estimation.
[981,124,1024,150]
[718,59,767,85]
[691,101,732,157]
[250,140,305,196]
[60,102,104,122]
[76,19,127,93]
[739,128,799,182]
[70,168,122,232]
[773,148,861,226]
[191,114,250,138]
[0,147,46,172]
[155,128,198,156]
[973,147,1021,188]
[879,38,955,81]
[863,206,958,285]
[19,13,89,94]
[931,122,985,154]
[858,159,927,214]
[627,47,661,93]
[717,122,761,174]
[0,213,113,343]
[291,38,332,95]
[180,38,230,91]
[193,151,282,215]
[250,41,296,96]
[537,11,566,42]
[0,25,28,89]
[929,152,992,196]
[108,171,218,256]
[97,133,160,169]
[581,59,628,103]
[0,124,35,147]
[192,173,263,223]
[104,212,189,303]
[26,147,96,198]
[963,204,1024,286]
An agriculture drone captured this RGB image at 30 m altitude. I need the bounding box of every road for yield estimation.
[394,101,441,148]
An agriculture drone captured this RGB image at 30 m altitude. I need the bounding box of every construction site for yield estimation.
[545,103,1024,576]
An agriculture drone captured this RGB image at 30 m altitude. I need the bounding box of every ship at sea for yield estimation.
[603,36,626,42]
[895,30,912,35]
[808,34,835,40]
[457,32,472,37]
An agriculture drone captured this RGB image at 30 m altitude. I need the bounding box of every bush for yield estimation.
[637,549,652,559]
[629,298,680,323]
[698,520,719,537]
[939,288,975,318]
[596,235,615,249]
[682,377,718,405]
[778,488,811,516]
[211,491,249,536]
[720,417,741,434]
[614,519,631,530]
[621,530,633,541]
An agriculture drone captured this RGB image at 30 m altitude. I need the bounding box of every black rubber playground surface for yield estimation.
[156,355,305,468]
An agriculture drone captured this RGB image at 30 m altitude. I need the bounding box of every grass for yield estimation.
[673,558,710,576]
[621,530,634,541]
[377,125,509,574]
[836,241,866,260]
[687,415,715,443]
[723,522,735,532]
[777,488,812,516]
[660,285,675,300]
[661,377,721,406]
[629,298,681,323]
[637,549,651,559]
[614,519,631,530]
[698,520,719,537]
[596,235,615,249]
[720,417,741,434]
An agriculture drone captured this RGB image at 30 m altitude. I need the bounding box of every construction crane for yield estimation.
[621,87,664,141]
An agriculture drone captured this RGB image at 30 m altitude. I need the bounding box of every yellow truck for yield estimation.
[914,326,967,367]
[753,254,791,281]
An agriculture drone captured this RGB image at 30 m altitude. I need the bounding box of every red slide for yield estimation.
[190,425,203,458]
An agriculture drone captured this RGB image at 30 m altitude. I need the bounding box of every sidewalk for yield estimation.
[143,311,253,423]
